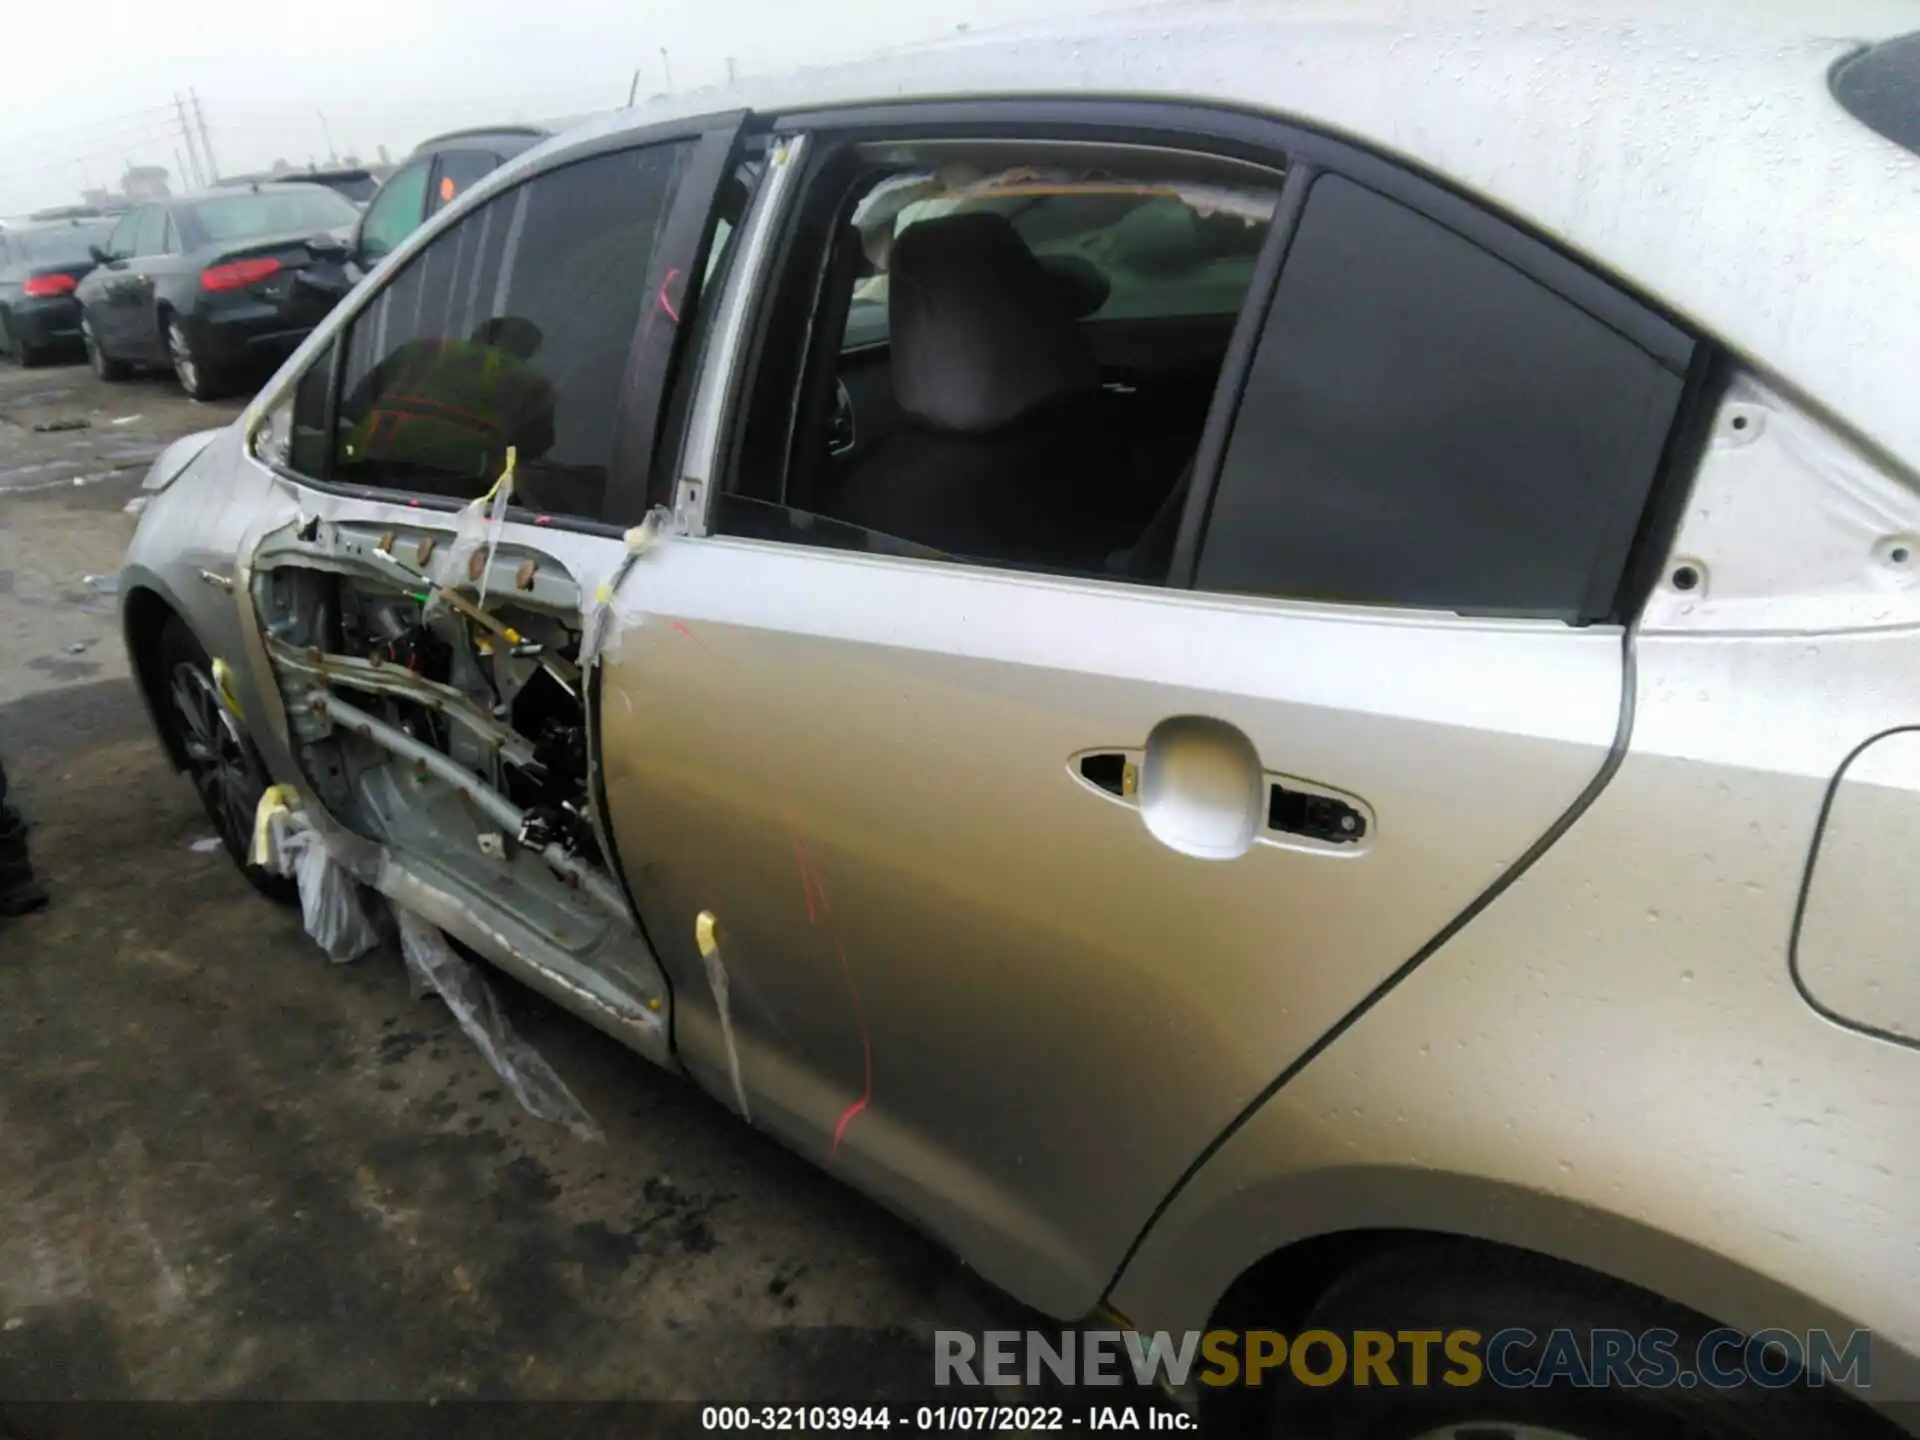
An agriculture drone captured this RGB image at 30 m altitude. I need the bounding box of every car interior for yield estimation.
[718,138,1281,583]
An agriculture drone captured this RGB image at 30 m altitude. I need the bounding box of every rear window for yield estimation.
[9,222,114,265]
[185,189,360,245]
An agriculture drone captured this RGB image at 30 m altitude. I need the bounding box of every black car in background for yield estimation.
[73,182,361,400]
[274,168,380,206]
[0,215,118,366]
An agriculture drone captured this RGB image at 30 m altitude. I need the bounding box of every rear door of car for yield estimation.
[92,207,149,352]
[595,103,1697,1317]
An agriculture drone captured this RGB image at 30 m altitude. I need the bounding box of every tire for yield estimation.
[81,311,130,381]
[166,315,226,401]
[1,312,43,368]
[1270,1242,1885,1440]
[154,617,295,905]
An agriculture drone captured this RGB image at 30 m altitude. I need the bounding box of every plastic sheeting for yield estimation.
[434,446,516,609]
[251,790,384,963]
[394,908,603,1142]
[247,788,602,1139]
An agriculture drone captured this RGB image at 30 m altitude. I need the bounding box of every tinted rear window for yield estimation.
[8,222,114,265]
[1197,174,1686,621]
[1833,33,1920,156]
[186,189,360,245]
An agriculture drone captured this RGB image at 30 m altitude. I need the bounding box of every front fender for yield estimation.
[119,423,302,785]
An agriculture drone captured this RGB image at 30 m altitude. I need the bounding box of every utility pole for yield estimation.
[627,69,640,107]
[659,46,673,93]
[192,89,219,184]
[173,93,205,187]
[174,147,189,192]
[318,112,337,164]
[726,55,737,85]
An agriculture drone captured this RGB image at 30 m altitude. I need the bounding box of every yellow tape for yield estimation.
[248,784,300,868]
[210,657,247,722]
[695,909,719,958]
[478,445,517,505]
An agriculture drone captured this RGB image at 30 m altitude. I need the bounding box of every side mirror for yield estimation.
[306,232,350,261]
[88,244,111,265]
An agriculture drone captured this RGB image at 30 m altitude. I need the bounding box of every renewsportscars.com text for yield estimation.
[934,1327,1874,1392]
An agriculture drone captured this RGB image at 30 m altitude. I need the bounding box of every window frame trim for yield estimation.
[729,96,1701,622]
[255,109,749,537]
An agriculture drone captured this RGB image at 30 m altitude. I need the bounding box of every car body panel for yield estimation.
[598,536,1624,1316]
[1793,730,1920,1048]
[1112,373,1920,1406]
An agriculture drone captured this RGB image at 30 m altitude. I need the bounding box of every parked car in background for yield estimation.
[73,181,361,400]
[348,125,552,276]
[274,168,380,207]
[115,7,1920,1437]
[0,213,118,365]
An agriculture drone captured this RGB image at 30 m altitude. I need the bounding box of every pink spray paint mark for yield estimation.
[789,827,872,1158]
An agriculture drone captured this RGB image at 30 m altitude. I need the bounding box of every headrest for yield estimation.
[889,212,1099,433]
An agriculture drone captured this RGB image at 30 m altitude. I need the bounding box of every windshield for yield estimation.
[186,188,360,245]
[10,221,115,265]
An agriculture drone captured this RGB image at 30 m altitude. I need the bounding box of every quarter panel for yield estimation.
[1112,383,1920,1421]
[1794,729,1920,1047]
[1112,630,1920,1409]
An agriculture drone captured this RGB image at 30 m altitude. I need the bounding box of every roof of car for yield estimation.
[273,168,374,183]
[410,125,551,156]
[540,0,1920,474]
[3,213,116,233]
[172,181,348,202]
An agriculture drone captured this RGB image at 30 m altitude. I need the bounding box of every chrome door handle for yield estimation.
[198,569,233,593]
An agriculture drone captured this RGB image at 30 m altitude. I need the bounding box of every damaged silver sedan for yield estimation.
[117,7,1920,1436]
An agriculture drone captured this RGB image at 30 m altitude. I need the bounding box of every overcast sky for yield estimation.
[3,0,1127,215]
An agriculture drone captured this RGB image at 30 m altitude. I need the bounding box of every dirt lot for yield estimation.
[0,360,1030,1420]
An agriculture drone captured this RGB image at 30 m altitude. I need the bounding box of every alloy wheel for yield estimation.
[168,660,260,859]
[168,321,200,397]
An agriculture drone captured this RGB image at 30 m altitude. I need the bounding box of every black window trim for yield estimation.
[754,96,1701,621]
[260,109,749,539]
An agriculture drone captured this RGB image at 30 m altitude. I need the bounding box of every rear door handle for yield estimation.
[1072,729,1373,858]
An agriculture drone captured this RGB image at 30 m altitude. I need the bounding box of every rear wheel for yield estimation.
[154,617,293,904]
[81,312,129,381]
[1,312,45,368]
[1271,1243,1886,1440]
[167,316,226,401]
